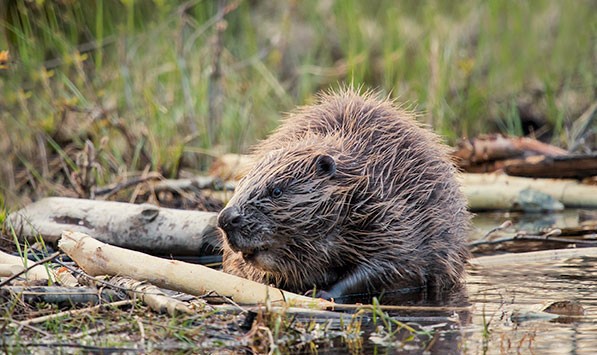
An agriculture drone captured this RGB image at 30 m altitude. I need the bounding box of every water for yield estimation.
[325,210,597,354]
[455,210,596,354]
[465,254,597,354]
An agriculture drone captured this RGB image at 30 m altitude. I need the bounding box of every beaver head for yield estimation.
[217,138,364,290]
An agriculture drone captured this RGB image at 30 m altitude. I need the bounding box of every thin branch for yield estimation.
[469,229,597,248]
[16,300,133,326]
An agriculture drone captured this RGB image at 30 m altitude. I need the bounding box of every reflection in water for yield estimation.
[470,209,583,241]
[325,282,472,353]
[465,211,597,354]
[327,211,597,354]
[466,257,597,354]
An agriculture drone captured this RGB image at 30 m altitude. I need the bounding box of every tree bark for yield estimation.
[6,197,221,256]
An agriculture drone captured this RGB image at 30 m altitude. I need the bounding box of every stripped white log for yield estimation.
[0,250,56,282]
[469,247,597,267]
[58,231,333,308]
[461,173,597,210]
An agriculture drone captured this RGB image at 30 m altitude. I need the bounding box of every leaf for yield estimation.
[0,50,9,69]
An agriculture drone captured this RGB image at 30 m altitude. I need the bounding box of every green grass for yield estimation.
[0,0,595,204]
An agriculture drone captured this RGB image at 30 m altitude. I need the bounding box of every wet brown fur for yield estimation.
[219,87,471,297]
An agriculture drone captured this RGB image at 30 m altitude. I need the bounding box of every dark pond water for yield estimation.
[463,210,597,354]
[465,254,597,354]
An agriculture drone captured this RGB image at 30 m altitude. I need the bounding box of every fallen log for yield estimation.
[0,286,123,305]
[58,231,333,308]
[154,176,236,192]
[454,134,567,166]
[209,153,253,180]
[0,250,58,283]
[461,173,597,210]
[107,276,196,315]
[5,197,221,256]
[469,247,597,267]
[503,153,597,179]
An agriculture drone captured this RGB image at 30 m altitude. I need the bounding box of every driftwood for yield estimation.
[107,276,196,316]
[0,250,78,286]
[454,134,567,166]
[58,231,333,308]
[0,286,123,305]
[5,197,220,256]
[469,247,597,267]
[461,173,597,210]
[503,153,597,179]
[510,300,585,324]
[0,250,57,283]
[0,264,26,277]
[208,153,253,180]
[453,134,597,179]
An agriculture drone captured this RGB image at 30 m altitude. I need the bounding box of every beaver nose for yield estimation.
[218,206,243,231]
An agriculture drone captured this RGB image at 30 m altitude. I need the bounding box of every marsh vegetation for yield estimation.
[1,0,596,353]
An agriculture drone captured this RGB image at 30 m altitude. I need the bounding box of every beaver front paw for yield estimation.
[303,289,335,301]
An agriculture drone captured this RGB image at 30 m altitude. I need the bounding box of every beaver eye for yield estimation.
[270,187,283,198]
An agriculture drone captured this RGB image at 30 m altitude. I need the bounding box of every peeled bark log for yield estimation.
[58,231,333,308]
[108,276,195,315]
[461,173,597,210]
[5,197,220,256]
[469,247,597,267]
[0,250,57,283]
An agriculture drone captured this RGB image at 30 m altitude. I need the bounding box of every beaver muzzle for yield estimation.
[218,206,273,262]
[217,205,244,252]
[218,206,243,231]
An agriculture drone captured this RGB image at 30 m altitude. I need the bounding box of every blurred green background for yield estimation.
[1,0,595,205]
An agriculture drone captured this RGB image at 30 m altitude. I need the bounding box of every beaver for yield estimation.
[217,88,471,300]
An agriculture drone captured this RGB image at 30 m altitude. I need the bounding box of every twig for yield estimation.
[8,319,51,337]
[69,323,111,339]
[469,229,597,248]
[136,316,146,353]
[129,165,152,203]
[94,171,162,197]
[477,220,513,242]
[10,342,139,353]
[218,293,247,313]
[16,300,133,326]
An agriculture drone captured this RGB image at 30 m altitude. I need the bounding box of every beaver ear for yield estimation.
[315,154,336,177]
